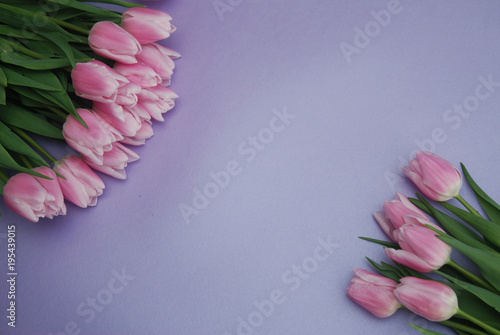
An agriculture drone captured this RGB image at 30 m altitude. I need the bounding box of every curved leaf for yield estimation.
[0,103,63,139]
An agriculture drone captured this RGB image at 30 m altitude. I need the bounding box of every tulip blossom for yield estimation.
[88,21,141,64]
[63,109,123,165]
[136,43,180,82]
[373,192,429,241]
[385,216,451,272]
[85,142,139,180]
[3,167,66,222]
[72,60,129,103]
[114,63,162,88]
[347,268,400,318]
[121,7,176,44]
[54,156,105,208]
[137,86,178,121]
[94,103,142,137]
[394,277,458,322]
[403,151,463,202]
[121,120,154,146]
[116,82,142,107]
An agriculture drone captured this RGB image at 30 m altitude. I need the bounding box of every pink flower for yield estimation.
[373,193,429,241]
[121,120,154,146]
[403,151,463,202]
[88,21,141,64]
[94,103,142,137]
[347,268,400,318]
[72,60,129,103]
[394,277,458,322]
[114,63,162,88]
[63,109,123,165]
[137,86,178,121]
[85,142,139,180]
[136,43,180,82]
[121,7,176,44]
[115,82,142,107]
[54,156,105,208]
[3,167,66,222]
[385,216,451,272]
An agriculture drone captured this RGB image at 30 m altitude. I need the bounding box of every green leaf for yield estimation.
[438,271,500,314]
[0,143,50,178]
[365,257,403,282]
[358,236,399,249]
[441,202,500,249]
[409,324,448,335]
[0,121,48,167]
[410,195,493,252]
[11,85,59,108]
[0,103,63,139]
[0,86,5,105]
[2,66,62,91]
[0,67,7,86]
[37,31,76,68]
[45,0,122,17]
[0,24,45,40]
[462,163,500,227]
[439,235,500,292]
[78,0,145,8]
[0,51,71,70]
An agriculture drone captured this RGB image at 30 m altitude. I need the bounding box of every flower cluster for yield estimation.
[348,151,500,335]
[0,2,179,222]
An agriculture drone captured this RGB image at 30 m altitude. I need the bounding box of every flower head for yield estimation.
[403,151,463,201]
[122,7,176,44]
[394,277,458,322]
[85,142,139,180]
[89,21,141,64]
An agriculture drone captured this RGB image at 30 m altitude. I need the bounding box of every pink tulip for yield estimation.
[63,109,123,165]
[136,43,180,81]
[394,277,458,322]
[373,192,429,241]
[121,120,154,146]
[88,21,141,64]
[121,7,176,44]
[403,151,463,202]
[54,156,105,208]
[85,142,139,180]
[115,82,142,107]
[347,268,400,318]
[114,63,162,88]
[94,103,142,137]
[137,86,178,121]
[385,216,451,272]
[3,167,66,222]
[72,60,129,103]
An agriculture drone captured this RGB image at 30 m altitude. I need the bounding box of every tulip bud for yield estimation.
[385,216,451,273]
[374,192,429,241]
[89,21,141,64]
[85,142,139,180]
[121,120,154,146]
[403,151,463,202]
[63,109,123,165]
[72,60,129,103]
[347,268,400,318]
[121,7,176,44]
[54,156,105,208]
[3,167,66,222]
[394,277,458,322]
[114,63,162,88]
[136,43,180,82]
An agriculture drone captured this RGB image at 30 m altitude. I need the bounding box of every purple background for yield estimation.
[2,0,500,334]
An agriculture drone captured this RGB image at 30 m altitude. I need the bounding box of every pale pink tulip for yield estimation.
[54,156,105,208]
[136,43,180,81]
[121,120,154,146]
[3,167,66,222]
[347,268,400,318]
[121,7,176,44]
[114,63,162,88]
[115,82,142,106]
[403,151,463,202]
[89,21,141,64]
[137,86,178,121]
[394,277,458,322]
[63,109,123,165]
[94,103,142,137]
[72,60,129,103]
[385,216,451,272]
[373,192,429,241]
[85,142,139,180]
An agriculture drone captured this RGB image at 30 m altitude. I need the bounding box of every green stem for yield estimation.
[5,40,47,59]
[455,194,483,218]
[86,0,146,8]
[10,127,58,164]
[446,259,499,293]
[441,319,489,335]
[47,17,90,35]
[47,106,68,119]
[456,309,500,335]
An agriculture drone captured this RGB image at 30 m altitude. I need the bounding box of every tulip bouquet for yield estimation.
[0,0,179,221]
[348,151,500,335]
